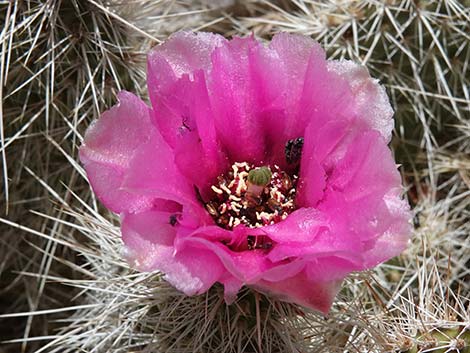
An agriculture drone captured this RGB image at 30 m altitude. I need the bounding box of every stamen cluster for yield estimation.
[205,162,298,230]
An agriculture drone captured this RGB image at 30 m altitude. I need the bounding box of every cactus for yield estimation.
[1,1,469,352]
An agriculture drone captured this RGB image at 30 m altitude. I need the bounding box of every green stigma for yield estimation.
[248,166,272,186]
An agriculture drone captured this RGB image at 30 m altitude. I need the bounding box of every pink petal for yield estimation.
[190,72,230,187]
[313,131,410,268]
[269,33,354,136]
[147,33,228,194]
[121,130,212,225]
[361,189,411,267]
[209,36,267,163]
[296,147,326,207]
[269,33,323,134]
[79,91,155,213]
[242,38,291,166]
[304,255,362,282]
[148,31,226,82]
[327,60,394,142]
[78,162,153,214]
[259,208,326,243]
[122,210,224,295]
[183,229,307,284]
[254,270,343,314]
[164,72,228,198]
[182,235,273,283]
[259,34,329,165]
[265,213,363,264]
[146,31,225,148]
[299,58,354,132]
[295,114,355,208]
[328,131,400,201]
[219,276,243,304]
[305,118,353,166]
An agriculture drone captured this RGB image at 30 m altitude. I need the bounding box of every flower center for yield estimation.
[205,162,298,230]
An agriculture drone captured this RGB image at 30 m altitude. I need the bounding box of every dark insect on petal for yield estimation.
[180,115,192,133]
[169,214,178,226]
[285,138,304,164]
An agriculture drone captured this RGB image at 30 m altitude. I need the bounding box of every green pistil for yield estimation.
[248,166,272,186]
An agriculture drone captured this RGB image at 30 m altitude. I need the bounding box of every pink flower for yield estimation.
[80,32,411,314]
